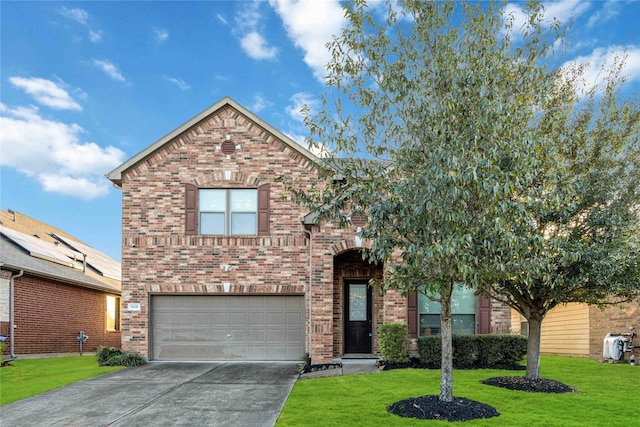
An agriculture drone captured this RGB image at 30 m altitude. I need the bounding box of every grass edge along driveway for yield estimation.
[277,356,640,427]
[1,356,124,405]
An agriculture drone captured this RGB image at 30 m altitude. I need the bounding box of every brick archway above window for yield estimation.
[193,172,261,188]
[330,238,372,256]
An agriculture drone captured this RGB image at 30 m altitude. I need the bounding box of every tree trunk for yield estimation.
[440,287,454,402]
[526,317,543,380]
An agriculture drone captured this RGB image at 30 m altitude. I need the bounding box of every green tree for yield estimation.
[285,0,639,402]
[480,51,640,379]
[285,0,563,402]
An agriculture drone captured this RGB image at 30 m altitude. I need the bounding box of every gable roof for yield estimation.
[0,209,121,292]
[106,96,320,187]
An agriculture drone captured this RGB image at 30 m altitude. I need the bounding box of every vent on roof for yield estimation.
[221,140,236,155]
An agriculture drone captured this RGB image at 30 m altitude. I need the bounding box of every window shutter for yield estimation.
[257,183,270,236]
[185,183,198,235]
[477,296,491,334]
[408,291,418,338]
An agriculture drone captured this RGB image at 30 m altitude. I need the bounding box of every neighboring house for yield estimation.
[512,302,639,360]
[0,210,121,357]
[107,97,510,363]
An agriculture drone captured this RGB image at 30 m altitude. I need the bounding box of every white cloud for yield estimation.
[587,0,621,28]
[164,76,191,91]
[269,0,346,81]
[9,77,82,111]
[235,1,278,60]
[286,92,319,123]
[240,31,278,60]
[504,0,591,35]
[563,45,640,93]
[59,7,89,25]
[250,94,271,112]
[92,59,126,82]
[0,104,125,199]
[59,6,102,43]
[89,30,103,43]
[216,14,228,25]
[153,27,169,44]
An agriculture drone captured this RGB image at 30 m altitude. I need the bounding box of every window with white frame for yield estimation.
[199,189,257,235]
[419,284,476,335]
[106,295,121,331]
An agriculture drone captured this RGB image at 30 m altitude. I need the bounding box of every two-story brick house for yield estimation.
[107,97,509,363]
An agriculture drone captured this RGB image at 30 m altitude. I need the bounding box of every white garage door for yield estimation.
[151,295,305,361]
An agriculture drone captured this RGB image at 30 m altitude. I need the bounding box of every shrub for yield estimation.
[379,324,410,363]
[418,334,527,368]
[108,353,147,367]
[452,335,477,368]
[417,336,441,366]
[96,346,123,366]
[0,341,7,365]
[96,346,146,367]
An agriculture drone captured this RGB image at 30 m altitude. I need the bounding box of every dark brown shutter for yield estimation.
[257,183,270,236]
[408,291,418,338]
[185,183,198,235]
[477,296,491,334]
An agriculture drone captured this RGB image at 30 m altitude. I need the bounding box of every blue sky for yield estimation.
[1,1,639,261]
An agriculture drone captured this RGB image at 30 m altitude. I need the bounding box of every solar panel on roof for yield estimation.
[0,226,82,267]
[51,233,121,280]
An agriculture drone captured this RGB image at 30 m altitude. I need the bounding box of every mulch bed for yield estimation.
[481,376,577,393]
[384,360,576,421]
[387,395,500,422]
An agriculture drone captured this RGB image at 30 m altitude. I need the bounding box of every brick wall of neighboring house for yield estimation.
[2,273,120,355]
[589,299,640,359]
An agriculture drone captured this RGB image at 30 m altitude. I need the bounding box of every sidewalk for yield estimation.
[298,358,380,379]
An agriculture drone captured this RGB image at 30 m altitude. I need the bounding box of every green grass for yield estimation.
[0,356,124,405]
[278,356,640,426]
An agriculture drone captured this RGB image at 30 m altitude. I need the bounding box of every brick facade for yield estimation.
[589,299,639,359]
[112,98,509,363]
[0,271,121,356]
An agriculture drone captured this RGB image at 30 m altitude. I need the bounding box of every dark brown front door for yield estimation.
[344,281,372,354]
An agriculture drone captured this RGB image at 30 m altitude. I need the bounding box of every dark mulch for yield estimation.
[387,395,500,422]
[482,376,577,393]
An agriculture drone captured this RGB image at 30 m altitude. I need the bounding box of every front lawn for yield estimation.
[278,356,640,426]
[0,356,124,405]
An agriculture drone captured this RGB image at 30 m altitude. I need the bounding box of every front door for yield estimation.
[344,281,372,354]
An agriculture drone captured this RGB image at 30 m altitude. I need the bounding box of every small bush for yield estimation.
[417,336,441,366]
[379,324,410,363]
[452,335,477,367]
[0,341,7,365]
[108,353,147,367]
[96,346,123,366]
[96,346,146,367]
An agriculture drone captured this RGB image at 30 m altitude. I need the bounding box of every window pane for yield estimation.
[231,213,256,235]
[349,284,367,321]
[420,314,440,335]
[199,190,226,211]
[418,284,476,314]
[201,212,225,234]
[106,296,119,331]
[452,314,475,334]
[230,189,257,212]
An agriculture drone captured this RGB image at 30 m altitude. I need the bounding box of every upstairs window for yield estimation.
[200,189,257,235]
[185,183,270,236]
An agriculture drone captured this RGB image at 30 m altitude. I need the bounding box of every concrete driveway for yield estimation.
[1,362,300,427]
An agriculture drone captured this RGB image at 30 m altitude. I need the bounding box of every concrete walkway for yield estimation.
[298,358,380,379]
[1,362,300,427]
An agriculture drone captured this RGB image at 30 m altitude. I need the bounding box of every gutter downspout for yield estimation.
[9,269,24,360]
[303,227,313,371]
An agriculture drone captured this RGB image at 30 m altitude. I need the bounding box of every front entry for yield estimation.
[344,281,372,354]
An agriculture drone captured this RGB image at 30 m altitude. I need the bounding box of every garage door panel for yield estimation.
[151,295,304,361]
